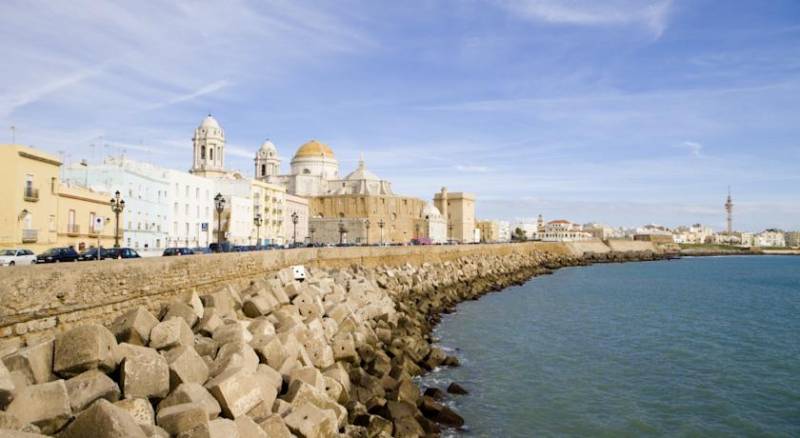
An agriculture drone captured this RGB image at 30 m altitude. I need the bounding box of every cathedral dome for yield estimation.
[199,114,221,130]
[345,159,380,181]
[294,140,335,159]
[259,140,277,153]
[422,203,442,218]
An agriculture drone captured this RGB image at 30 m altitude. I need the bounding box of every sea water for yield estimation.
[420,256,800,437]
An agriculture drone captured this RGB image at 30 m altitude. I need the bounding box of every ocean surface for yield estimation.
[419,256,800,437]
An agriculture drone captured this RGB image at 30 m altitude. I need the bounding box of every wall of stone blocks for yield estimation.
[0,242,583,345]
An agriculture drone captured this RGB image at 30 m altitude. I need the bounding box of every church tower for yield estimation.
[255,140,281,181]
[191,114,226,176]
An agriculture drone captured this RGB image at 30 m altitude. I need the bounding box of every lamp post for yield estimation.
[365,219,370,245]
[253,213,263,248]
[110,190,125,248]
[378,218,385,246]
[214,193,225,252]
[291,212,299,246]
[338,220,346,245]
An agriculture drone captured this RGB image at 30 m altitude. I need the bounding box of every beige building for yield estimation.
[0,145,119,252]
[434,187,476,243]
[251,179,287,245]
[284,194,309,245]
[309,195,426,245]
[476,220,501,243]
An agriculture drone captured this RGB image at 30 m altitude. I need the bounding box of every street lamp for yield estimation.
[110,190,125,248]
[365,219,370,245]
[291,212,299,246]
[253,213,263,248]
[378,218,385,246]
[214,193,225,252]
[338,220,347,245]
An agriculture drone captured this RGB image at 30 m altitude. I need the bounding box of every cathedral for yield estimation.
[187,113,465,245]
[253,138,449,244]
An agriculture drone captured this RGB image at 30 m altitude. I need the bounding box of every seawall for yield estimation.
[0,242,664,436]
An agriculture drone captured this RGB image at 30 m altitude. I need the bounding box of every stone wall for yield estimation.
[0,243,577,343]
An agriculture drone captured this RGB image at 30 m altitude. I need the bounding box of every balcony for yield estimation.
[88,227,99,237]
[66,224,80,236]
[24,187,39,202]
[22,229,37,243]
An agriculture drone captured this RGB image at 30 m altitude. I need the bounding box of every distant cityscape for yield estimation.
[1,114,797,258]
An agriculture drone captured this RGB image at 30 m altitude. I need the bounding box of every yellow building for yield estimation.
[250,179,287,245]
[434,187,476,243]
[309,195,426,244]
[0,145,120,253]
[477,220,500,243]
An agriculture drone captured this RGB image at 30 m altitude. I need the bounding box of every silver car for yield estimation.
[0,248,37,266]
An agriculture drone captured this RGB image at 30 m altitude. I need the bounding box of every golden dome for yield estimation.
[294,140,335,159]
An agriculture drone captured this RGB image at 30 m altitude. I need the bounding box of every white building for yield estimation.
[755,230,786,247]
[511,221,539,240]
[539,219,592,242]
[61,157,170,253]
[496,220,511,242]
[582,223,623,240]
[673,224,714,244]
[164,169,215,248]
[421,203,447,243]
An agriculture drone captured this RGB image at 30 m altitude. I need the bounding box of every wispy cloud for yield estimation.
[146,80,231,111]
[496,0,673,37]
[455,164,491,173]
[677,141,704,157]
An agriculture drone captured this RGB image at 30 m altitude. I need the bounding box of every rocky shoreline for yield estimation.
[0,248,666,437]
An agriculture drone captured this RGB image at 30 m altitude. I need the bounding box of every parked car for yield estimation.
[78,247,108,261]
[209,242,232,253]
[36,247,80,263]
[0,248,37,266]
[163,247,195,256]
[103,248,141,260]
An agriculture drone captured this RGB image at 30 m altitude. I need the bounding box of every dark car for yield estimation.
[36,247,80,263]
[102,248,141,260]
[209,242,232,253]
[163,247,195,256]
[78,247,108,261]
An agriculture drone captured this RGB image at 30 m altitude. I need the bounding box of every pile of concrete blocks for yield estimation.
[0,261,482,437]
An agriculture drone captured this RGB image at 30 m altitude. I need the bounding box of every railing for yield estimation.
[66,224,80,236]
[24,187,39,202]
[88,227,99,237]
[22,229,37,243]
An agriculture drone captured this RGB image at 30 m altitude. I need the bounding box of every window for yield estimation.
[68,209,76,226]
[195,188,199,199]
[173,222,178,234]
[89,212,96,232]
[185,204,189,215]
[174,202,178,215]
[201,146,206,159]
[261,164,266,176]
[210,149,214,160]
[48,215,56,232]
[185,186,189,197]
[25,174,33,191]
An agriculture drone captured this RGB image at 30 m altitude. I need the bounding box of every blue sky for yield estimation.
[2,0,799,231]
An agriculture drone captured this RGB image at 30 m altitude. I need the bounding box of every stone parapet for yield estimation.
[0,243,578,342]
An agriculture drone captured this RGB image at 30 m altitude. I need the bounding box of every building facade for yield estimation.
[0,145,119,252]
[539,220,592,242]
[284,194,309,245]
[62,157,170,252]
[164,169,216,249]
[434,187,476,243]
[190,115,227,178]
[476,220,500,243]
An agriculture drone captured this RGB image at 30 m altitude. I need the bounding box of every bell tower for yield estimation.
[255,140,281,181]
[191,114,226,176]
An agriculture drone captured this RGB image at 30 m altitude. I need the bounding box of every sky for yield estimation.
[1,0,799,231]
